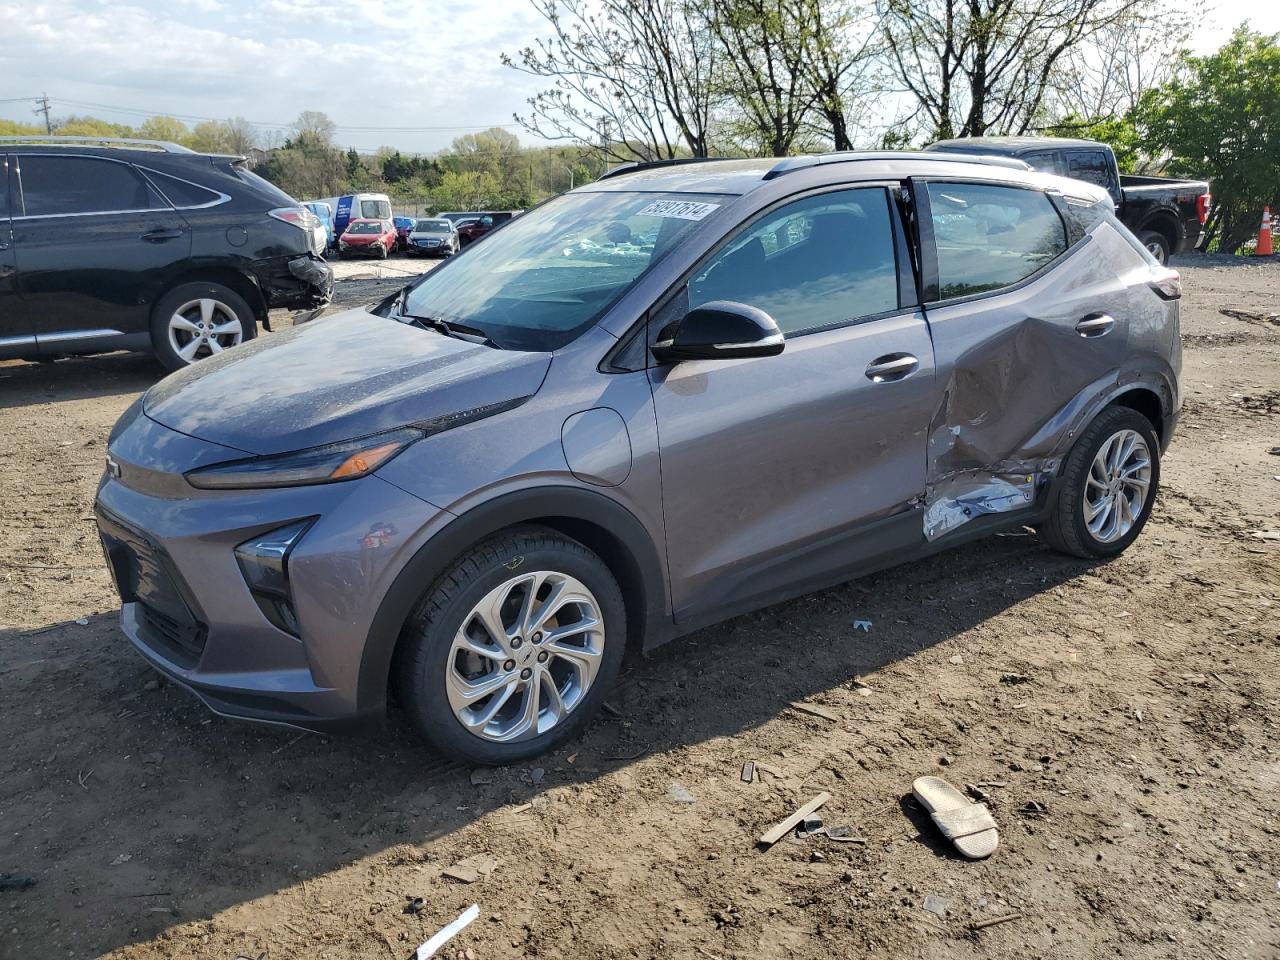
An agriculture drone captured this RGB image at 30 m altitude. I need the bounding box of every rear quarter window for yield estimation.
[925,182,1067,300]
[141,169,225,208]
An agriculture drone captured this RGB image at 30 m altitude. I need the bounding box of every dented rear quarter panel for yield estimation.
[921,216,1178,539]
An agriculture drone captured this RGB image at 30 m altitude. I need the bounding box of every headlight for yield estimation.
[185,427,423,490]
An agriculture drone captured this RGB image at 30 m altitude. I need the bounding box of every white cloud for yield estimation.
[0,0,551,151]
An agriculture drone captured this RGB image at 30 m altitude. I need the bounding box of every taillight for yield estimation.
[1149,270,1181,301]
[1196,194,1210,225]
[268,206,313,229]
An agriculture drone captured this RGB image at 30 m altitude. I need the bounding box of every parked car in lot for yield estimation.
[337,218,397,258]
[98,152,1181,763]
[406,217,459,257]
[925,137,1210,264]
[454,210,521,247]
[317,192,393,238]
[302,200,335,251]
[393,216,416,252]
[0,137,332,370]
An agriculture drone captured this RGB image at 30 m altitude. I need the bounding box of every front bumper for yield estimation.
[95,411,442,732]
[339,243,387,257]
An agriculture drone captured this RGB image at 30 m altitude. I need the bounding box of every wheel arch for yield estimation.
[356,487,670,718]
[1137,211,1180,255]
[151,267,269,334]
[1108,385,1167,444]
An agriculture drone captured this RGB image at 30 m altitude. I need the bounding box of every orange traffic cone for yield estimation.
[1258,206,1274,256]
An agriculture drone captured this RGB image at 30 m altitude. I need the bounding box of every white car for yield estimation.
[407,218,459,257]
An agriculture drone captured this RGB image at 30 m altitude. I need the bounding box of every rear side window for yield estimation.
[1066,151,1114,190]
[0,157,9,219]
[143,169,224,208]
[925,182,1067,300]
[17,155,165,217]
[689,187,900,336]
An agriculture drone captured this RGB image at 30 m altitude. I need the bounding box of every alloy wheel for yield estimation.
[167,298,244,364]
[446,571,605,743]
[1083,428,1152,544]
[1145,239,1167,264]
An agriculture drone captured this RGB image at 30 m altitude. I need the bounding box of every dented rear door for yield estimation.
[912,178,1135,539]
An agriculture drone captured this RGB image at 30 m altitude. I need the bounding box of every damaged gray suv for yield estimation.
[97,153,1182,763]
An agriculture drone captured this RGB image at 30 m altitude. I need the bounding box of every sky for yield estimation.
[1,0,1277,155]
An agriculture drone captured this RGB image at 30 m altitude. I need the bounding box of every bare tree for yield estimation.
[1049,1,1199,122]
[222,116,259,155]
[707,0,817,155]
[798,0,882,151]
[504,0,720,162]
[878,0,1151,141]
[292,110,336,147]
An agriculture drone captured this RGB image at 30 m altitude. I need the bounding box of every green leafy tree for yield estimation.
[1135,27,1280,253]
[137,115,191,144]
[54,115,133,138]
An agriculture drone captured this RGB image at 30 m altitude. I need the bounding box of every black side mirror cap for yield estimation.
[652,300,785,363]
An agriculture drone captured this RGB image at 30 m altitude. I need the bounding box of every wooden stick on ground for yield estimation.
[757,792,831,849]
[971,912,1023,931]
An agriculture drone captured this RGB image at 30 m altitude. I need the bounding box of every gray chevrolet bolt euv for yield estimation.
[97,152,1181,764]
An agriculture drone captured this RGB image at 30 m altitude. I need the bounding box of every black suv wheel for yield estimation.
[150,282,256,371]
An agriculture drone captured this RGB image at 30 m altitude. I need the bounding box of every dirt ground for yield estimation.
[1,255,1277,960]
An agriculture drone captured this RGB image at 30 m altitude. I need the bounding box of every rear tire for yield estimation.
[1039,406,1160,559]
[1138,229,1171,265]
[150,281,256,372]
[394,526,626,765]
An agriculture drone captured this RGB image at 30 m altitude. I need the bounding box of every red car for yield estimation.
[338,218,397,259]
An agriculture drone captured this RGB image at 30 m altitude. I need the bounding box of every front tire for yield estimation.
[1040,406,1160,559]
[150,281,255,372]
[395,526,626,764]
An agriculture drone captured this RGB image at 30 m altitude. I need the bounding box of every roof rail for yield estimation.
[0,135,195,154]
[596,156,739,181]
[763,150,1031,180]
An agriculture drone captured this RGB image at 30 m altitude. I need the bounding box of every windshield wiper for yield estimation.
[398,311,501,349]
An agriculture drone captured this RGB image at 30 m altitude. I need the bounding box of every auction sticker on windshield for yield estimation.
[635,199,721,221]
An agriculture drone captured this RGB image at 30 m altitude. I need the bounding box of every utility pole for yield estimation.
[33,93,53,134]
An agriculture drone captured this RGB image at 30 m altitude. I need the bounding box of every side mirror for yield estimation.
[651,300,785,363]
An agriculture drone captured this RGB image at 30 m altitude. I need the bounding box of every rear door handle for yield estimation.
[865,353,920,382]
[1075,313,1115,337]
[141,228,184,243]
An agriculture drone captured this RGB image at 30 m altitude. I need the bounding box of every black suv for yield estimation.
[0,137,333,370]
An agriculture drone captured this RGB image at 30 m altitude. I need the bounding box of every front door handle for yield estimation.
[865,353,920,382]
[141,228,184,243]
[1075,313,1115,337]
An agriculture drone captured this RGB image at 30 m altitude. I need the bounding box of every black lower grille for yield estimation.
[96,508,207,667]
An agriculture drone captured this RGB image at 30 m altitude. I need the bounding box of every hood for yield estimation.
[342,232,383,244]
[143,308,551,455]
[411,231,451,240]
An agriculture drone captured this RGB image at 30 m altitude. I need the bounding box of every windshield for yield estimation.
[401,191,727,351]
[360,199,392,219]
[346,221,383,234]
[415,219,452,232]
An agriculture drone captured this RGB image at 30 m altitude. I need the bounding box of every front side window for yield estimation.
[361,199,391,219]
[401,190,727,351]
[1022,151,1065,176]
[687,187,899,336]
[925,182,1067,300]
[18,155,165,217]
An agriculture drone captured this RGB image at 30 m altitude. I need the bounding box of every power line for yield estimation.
[45,97,521,133]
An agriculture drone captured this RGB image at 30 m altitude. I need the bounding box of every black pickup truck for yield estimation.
[926,136,1210,264]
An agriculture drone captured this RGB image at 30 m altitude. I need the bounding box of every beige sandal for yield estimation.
[912,775,999,859]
